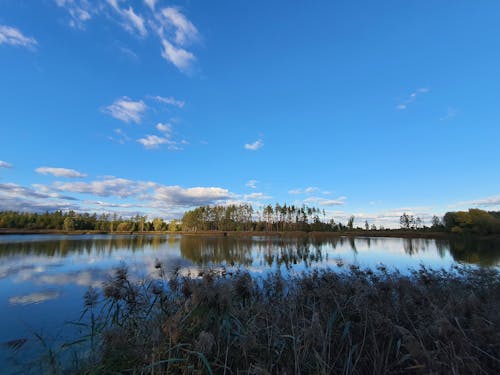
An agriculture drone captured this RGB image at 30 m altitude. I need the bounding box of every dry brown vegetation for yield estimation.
[57,265,500,374]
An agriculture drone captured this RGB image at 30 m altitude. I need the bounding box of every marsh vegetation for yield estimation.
[32,264,500,374]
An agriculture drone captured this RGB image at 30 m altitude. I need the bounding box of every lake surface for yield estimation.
[0,233,499,373]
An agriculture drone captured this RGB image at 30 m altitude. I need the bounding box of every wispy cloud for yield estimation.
[144,0,157,11]
[160,39,196,73]
[396,88,429,110]
[107,0,147,36]
[246,180,258,189]
[303,196,347,206]
[0,25,37,49]
[244,139,264,151]
[156,122,172,133]
[244,192,272,200]
[9,290,60,305]
[138,122,185,151]
[55,1,201,74]
[36,166,87,178]
[451,195,500,208]
[104,97,147,123]
[153,7,199,73]
[108,128,131,144]
[0,160,13,168]
[54,0,92,29]
[346,206,436,229]
[159,7,199,46]
[150,95,185,108]
[440,107,459,121]
[289,187,319,195]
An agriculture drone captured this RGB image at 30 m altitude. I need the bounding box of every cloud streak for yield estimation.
[54,0,92,29]
[0,24,37,49]
[0,160,13,168]
[289,187,319,195]
[36,167,87,178]
[150,95,185,108]
[246,180,258,189]
[160,39,196,73]
[303,196,347,207]
[396,88,429,110]
[451,195,500,208]
[55,1,201,74]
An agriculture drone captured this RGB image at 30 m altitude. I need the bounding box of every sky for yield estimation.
[0,0,499,227]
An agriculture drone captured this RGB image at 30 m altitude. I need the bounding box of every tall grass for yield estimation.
[54,265,500,374]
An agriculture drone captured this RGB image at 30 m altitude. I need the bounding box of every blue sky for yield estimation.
[1,0,499,227]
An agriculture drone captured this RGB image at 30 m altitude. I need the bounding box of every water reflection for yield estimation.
[0,234,499,371]
[0,234,498,269]
[447,237,500,267]
[0,235,171,258]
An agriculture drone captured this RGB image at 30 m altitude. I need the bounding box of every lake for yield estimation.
[0,233,499,373]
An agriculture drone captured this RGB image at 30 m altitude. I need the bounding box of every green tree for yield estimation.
[63,217,75,231]
[168,219,178,232]
[152,218,165,231]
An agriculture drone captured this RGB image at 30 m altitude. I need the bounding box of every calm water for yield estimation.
[0,234,499,372]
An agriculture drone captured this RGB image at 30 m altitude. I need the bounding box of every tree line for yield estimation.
[1,206,499,235]
[0,211,178,232]
[180,203,347,232]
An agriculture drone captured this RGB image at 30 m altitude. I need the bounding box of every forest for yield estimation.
[0,205,499,235]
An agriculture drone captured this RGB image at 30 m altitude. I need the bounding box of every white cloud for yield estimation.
[304,196,347,206]
[289,187,319,195]
[0,176,240,216]
[9,291,60,305]
[244,192,271,200]
[159,7,199,46]
[161,38,196,73]
[396,88,429,110]
[0,183,79,212]
[154,186,233,206]
[56,1,201,75]
[244,139,264,151]
[54,0,92,29]
[0,160,13,168]
[122,6,147,36]
[451,195,500,208]
[35,166,87,178]
[104,97,147,123]
[0,25,37,49]
[144,0,157,11]
[156,122,172,133]
[246,180,258,189]
[53,177,156,198]
[137,135,170,149]
[150,95,185,108]
[107,0,147,36]
[344,207,436,229]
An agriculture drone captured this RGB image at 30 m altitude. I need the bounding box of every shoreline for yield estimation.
[1,228,499,241]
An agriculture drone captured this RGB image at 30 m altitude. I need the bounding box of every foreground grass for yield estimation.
[60,265,500,374]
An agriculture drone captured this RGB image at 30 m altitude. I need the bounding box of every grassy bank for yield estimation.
[48,265,500,374]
